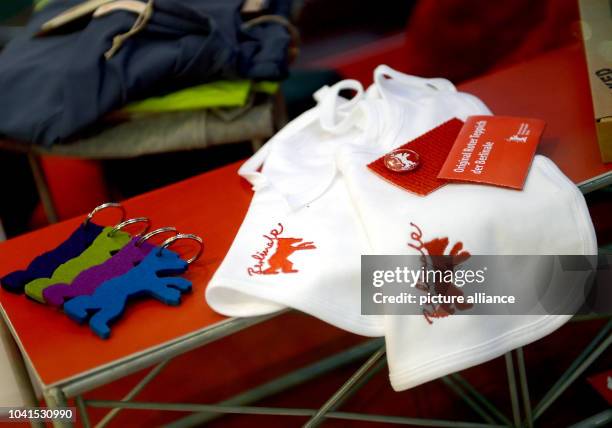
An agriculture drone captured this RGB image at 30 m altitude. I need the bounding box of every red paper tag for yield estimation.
[588,369,612,405]
[437,115,545,190]
[367,119,463,196]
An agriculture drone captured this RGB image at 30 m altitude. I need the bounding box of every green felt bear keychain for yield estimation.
[25,226,133,303]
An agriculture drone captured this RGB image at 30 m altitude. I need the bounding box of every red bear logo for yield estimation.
[263,238,316,274]
[247,224,316,276]
[408,223,473,324]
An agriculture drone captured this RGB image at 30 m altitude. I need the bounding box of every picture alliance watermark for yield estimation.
[361,255,612,318]
[372,265,519,306]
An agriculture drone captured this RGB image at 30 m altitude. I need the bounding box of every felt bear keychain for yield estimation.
[64,233,203,339]
[1,202,125,293]
[43,227,178,307]
[24,217,150,303]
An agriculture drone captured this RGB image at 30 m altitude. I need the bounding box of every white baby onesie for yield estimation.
[206,81,384,337]
[334,66,597,390]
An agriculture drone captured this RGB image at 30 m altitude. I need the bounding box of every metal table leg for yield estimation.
[515,348,533,428]
[441,376,498,425]
[75,395,91,428]
[27,153,58,224]
[303,346,386,428]
[504,353,521,428]
[166,339,384,428]
[43,387,73,428]
[533,320,612,421]
[0,321,44,428]
[449,374,512,427]
[85,400,506,427]
[95,359,171,428]
[568,409,612,428]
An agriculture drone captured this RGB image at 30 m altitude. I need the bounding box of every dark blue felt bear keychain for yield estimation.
[1,203,125,293]
[63,233,203,339]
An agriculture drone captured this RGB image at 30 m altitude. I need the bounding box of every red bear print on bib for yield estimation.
[408,222,473,324]
[247,223,316,276]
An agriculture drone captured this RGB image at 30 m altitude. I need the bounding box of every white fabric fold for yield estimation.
[333,66,597,391]
[207,91,384,336]
[206,65,597,391]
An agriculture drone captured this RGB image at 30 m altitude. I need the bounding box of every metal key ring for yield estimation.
[136,227,178,247]
[158,233,204,265]
[108,217,150,238]
[84,202,126,226]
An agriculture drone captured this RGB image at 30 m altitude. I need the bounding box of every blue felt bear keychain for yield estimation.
[64,233,203,339]
[1,203,125,293]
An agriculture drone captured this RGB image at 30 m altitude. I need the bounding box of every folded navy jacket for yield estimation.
[0,0,292,145]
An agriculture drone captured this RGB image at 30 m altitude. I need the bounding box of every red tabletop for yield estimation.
[0,162,252,386]
[0,43,609,389]
[460,43,612,186]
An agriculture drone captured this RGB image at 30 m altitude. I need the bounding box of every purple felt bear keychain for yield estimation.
[43,228,178,307]
[64,233,203,339]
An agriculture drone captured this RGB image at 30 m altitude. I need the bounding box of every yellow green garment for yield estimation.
[122,80,279,114]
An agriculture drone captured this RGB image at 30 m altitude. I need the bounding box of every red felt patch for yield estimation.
[367,118,463,196]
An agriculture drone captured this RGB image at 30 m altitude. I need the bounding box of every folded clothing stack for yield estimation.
[205,65,597,390]
[0,0,292,145]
